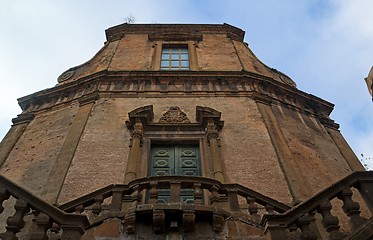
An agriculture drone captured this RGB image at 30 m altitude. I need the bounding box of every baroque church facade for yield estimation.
[0,23,372,239]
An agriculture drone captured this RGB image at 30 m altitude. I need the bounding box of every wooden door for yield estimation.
[150,145,200,203]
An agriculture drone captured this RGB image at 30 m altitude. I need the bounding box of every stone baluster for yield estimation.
[49,222,61,235]
[265,204,275,214]
[60,225,85,240]
[210,185,220,206]
[297,213,318,240]
[193,183,203,204]
[338,188,367,230]
[246,196,259,217]
[318,199,345,240]
[148,181,158,204]
[0,187,10,213]
[74,204,84,214]
[0,198,30,240]
[30,212,52,240]
[92,195,104,215]
[131,185,142,207]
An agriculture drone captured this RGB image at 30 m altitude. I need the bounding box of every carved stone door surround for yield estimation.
[124,105,225,183]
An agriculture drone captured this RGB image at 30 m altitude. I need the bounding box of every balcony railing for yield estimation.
[262,171,373,240]
[59,175,290,234]
[0,172,372,239]
[0,175,89,240]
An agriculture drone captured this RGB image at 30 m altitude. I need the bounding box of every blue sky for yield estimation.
[1,0,372,168]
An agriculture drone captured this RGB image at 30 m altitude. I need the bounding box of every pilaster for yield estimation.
[42,93,98,204]
[320,117,365,171]
[124,119,143,184]
[253,94,310,203]
[206,119,225,183]
[0,113,34,168]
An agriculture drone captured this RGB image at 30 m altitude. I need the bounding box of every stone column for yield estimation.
[42,94,98,204]
[0,113,34,168]
[206,119,225,183]
[124,119,143,184]
[254,95,309,203]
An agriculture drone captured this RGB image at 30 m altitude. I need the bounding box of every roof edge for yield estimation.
[105,23,245,42]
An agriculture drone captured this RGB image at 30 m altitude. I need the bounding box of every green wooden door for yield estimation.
[150,145,200,203]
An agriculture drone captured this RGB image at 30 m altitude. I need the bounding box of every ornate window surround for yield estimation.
[124,105,225,184]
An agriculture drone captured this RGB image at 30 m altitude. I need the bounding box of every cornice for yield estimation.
[105,23,245,42]
[17,71,334,121]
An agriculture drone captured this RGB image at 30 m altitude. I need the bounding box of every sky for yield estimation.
[0,0,372,168]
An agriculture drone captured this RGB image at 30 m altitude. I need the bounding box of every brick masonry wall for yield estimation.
[58,98,130,203]
[197,34,242,71]
[57,96,292,204]
[109,34,154,71]
[272,104,353,194]
[0,104,79,197]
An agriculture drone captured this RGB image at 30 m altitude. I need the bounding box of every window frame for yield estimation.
[152,41,198,71]
[160,45,190,71]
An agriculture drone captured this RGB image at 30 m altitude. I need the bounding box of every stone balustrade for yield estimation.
[0,175,89,240]
[262,171,373,240]
[1,172,372,239]
[59,175,290,234]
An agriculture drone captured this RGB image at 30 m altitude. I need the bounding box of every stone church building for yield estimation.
[0,23,372,239]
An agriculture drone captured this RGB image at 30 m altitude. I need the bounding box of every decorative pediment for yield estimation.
[196,106,224,130]
[158,106,191,124]
[126,105,224,131]
[125,105,154,130]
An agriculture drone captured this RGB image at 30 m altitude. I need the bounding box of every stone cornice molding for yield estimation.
[319,116,340,130]
[105,23,244,42]
[17,71,334,124]
[11,113,35,125]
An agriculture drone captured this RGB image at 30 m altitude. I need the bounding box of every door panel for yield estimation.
[152,147,174,176]
[150,145,200,203]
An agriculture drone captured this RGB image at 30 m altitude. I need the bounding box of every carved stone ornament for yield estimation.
[212,212,225,232]
[124,212,136,234]
[159,106,191,124]
[57,68,75,83]
[182,210,195,232]
[153,209,166,233]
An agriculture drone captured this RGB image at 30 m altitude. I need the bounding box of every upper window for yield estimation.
[160,46,190,70]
